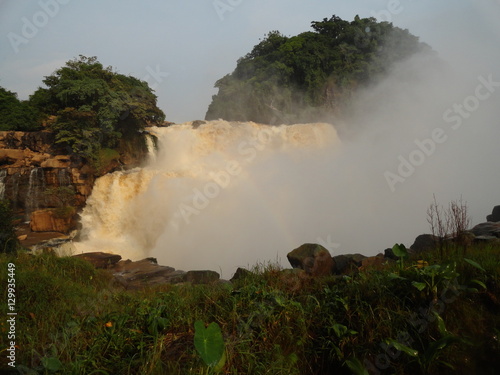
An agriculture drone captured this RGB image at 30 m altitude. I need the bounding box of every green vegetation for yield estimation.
[31,55,165,164]
[1,242,499,374]
[0,55,165,167]
[0,87,40,131]
[0,199,19,254]
[206,15,434,124]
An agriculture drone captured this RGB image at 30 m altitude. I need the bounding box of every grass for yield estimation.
[0,244,499,374]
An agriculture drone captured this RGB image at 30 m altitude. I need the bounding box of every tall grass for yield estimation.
[0,244,499,374]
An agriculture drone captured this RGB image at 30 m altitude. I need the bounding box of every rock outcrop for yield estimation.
[30,208,77,234]
[0,130,95,211]
[486,206,500,222]
[410,234,439,254]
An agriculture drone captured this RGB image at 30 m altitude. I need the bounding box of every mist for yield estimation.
[74,3,500,278]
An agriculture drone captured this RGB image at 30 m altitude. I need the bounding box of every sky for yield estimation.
[1,1,500,270]
[0,0,497,123]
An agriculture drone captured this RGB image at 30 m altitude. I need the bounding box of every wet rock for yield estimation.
[74,252,122,269]
[30,208,77,234]
[191,120,206,129]
[111,258,184,289]
[287,243,335,277]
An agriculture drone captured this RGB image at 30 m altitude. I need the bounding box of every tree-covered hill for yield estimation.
[205,15,434,124]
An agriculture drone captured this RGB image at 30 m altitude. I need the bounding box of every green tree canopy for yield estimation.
[205,15,434,124]
[0,86,40,131]
[30,55,165,161]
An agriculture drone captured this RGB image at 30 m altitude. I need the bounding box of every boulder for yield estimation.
[74,252,122,269]
[287,243,335,277]
[332,254,364,274]
[471,222,500,237]
[486,206,500,222]
[185,270,220,284]
[111,258,184,289]
[384,247,398,260]
[30,209,77,234]
[230,267,253,282]
[410,234,439,254]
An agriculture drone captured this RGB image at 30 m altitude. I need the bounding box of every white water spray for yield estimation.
[75,120,341,275]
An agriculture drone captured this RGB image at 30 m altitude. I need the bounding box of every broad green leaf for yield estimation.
[194,321,225,369]
[392,243,408,259]
[42,357,63,372]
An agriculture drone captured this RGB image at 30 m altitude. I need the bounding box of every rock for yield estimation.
[112,258,184,289]
[410,234,439,254]
[40,155,72,169]
[191,120,206,129]
[471,222,500,237]
[230,267,253,282]
[287,243,335,277]
[74,252,122,269]
[473,235,500,244]
[332,254,363,274]
[486,206,500,222]
[384,248,398,260]
[185,270,220,284]
[359,255,387,272]
[30,209,77,234]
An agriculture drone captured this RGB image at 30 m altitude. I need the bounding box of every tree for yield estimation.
[31,55,165,162]
[0,86,41,131]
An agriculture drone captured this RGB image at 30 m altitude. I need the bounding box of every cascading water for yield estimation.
[75,120,342,276]
[25,167,46,219]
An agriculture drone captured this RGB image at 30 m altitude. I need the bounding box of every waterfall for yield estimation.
[75,120,341,276]
[0,170,6,200]
[145,133,157,164]
[58,168,71,186]
[25,167,46,219]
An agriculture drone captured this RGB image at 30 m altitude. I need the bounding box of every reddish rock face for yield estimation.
[30,208,77,234]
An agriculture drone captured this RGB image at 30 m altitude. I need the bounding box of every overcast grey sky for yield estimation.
[1,0,498,123]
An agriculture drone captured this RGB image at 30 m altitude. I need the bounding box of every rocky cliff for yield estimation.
[0,130,150,234]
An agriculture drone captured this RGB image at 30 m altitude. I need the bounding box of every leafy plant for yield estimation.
[392,243,409,270]
[194,320,226,372]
